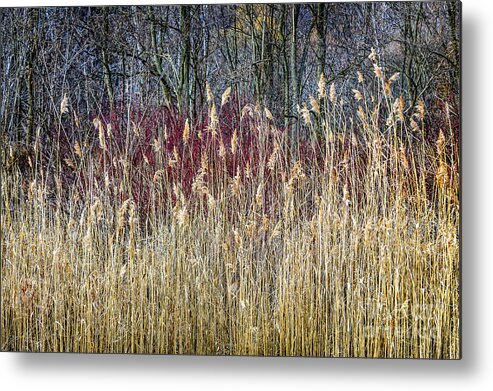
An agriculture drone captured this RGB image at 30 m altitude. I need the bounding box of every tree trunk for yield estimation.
[26,9,39,143]
[281,5,290,128]
[290,4,300,134]
[101,8,114,107]
[314,3,327,80]
[447,1,460,91]
[178,6,191,115]
[149,11,175,107]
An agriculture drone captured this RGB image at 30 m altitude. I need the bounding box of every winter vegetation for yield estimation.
[1,3,460,358]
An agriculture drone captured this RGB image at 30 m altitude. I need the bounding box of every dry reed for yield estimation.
[1,59,459,358]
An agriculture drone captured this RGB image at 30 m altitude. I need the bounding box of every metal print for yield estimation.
[1,2,460,358]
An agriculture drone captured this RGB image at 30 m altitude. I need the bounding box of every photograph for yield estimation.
[1,1,460,358]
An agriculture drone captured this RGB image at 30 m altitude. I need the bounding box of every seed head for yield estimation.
[267,143,279,171]
[153,169,165,183]
[357,71,364,84]
[230,170,242,197]
[368,47,378,62]
[389,72,400,82]
[384,79,392,96]
[410,117,420,133]
[310,96,320,115]
[95,119,106,151]
[436,128,446,156]
[182,118,190,144]
[152,138,161,153]
[209,103,218,137]
[329,83,337,104]
[231,128,238,155]
[244,162,252,179]
[219,138,226,160]
[60,94,69,115]
[373,63,382,80]
[201,150,209,172]
[318,73,327,98]
[299,104,311,126]
[255,183,264,208]
[415,99,425,121]
[177,206,189,227]
[436,159,449,188]
[73,111,79,128]
[207,193,216,210]
[352,89,363,101]
[74,141,83,158]
[221,86,231,107]
[399,145,410,172]
[343,183,351,208]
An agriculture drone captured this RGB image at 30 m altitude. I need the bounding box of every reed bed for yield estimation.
[1,60,460,358]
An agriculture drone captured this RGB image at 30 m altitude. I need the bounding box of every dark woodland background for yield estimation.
[0,2,460,145]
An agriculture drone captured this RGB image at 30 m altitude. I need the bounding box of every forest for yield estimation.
[1,3,459,141]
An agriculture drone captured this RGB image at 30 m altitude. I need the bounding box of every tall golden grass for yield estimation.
[1,60,459,358]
